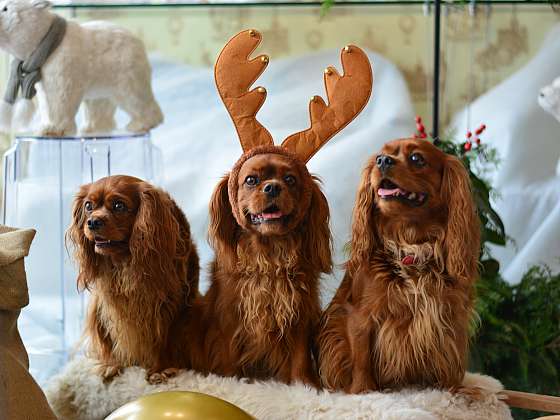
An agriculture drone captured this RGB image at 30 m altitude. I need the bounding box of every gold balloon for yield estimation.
[105,391,254,420]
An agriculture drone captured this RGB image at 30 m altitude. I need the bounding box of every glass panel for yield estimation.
[440,4,558,126]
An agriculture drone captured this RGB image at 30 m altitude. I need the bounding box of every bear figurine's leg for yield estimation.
[81,99,117,135]
[114,74,163,134]
[35,80,83,137]
[118,93,163,134]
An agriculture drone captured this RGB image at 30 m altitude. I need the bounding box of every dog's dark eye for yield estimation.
[84,201,93,212]
[2,6,7,12]
[245,176,259,186]
[284,175,296,186]
[113,200,127,212]
[409,153,425,167]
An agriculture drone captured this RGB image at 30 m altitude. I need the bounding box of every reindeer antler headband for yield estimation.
[215,29,374,163]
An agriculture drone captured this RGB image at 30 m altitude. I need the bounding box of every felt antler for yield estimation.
[281,45,373,163]
[215,30,373,162]
[214,29,273,153]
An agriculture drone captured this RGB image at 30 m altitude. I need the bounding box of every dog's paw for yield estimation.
[347,378,377,394]
[161,367,180,379]
[146,368,180,385]
[95,364,123,383]
[299,374,321,390]
[147,372,165,385]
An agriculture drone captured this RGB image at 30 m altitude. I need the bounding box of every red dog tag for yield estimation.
[401,255,415,265]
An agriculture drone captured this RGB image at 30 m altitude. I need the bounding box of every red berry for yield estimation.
[420,132,427,139]
[415,116,422,124]
[466,131,472,138]
[464,142,472,151]
[416,123,425,132]
[475,138,481,145]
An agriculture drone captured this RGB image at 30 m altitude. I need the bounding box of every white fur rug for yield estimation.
[44,358,511,420]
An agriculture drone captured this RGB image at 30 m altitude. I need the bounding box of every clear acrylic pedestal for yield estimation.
[2,133,162,384]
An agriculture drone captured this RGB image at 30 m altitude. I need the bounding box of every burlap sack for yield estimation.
[0,225,57,420]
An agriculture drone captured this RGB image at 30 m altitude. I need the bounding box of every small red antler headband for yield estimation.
[215,29,374,163]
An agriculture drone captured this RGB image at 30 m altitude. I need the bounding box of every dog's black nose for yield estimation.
[87,218,104,231]
[376,155,394,172]
[263,182,281,198]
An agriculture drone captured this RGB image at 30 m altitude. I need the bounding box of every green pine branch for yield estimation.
[436,133,560,419]
[320,0,336,17]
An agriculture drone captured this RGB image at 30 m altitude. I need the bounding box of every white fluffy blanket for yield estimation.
[45,358,511,420]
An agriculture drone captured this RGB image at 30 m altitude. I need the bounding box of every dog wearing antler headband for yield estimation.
[318,137,480,393]
[192,30,373,386]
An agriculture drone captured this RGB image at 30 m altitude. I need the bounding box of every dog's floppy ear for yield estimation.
[347,158,379,273]
[129,184,180,286]
[209,175,239,269]
[302,179,332,274]
[66,184,98,291]
[441,155,480,288]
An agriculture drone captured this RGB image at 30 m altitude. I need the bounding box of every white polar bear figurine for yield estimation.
[539,76,560,123]
[0,0,163,136]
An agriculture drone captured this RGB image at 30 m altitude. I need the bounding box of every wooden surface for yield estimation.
[501,390,560,414]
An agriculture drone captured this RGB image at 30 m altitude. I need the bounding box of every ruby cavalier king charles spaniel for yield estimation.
[188,29,373,387]
[318,138,480,393]
[190,146,331,386]
[67,175,199,383]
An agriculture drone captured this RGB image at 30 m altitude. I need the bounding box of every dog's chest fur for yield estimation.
[235,268,306,349]
[362,245,470,387]
[94,268,168,367]
[228,237,315,361]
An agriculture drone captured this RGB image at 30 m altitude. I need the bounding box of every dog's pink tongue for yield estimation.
[262,211,283,220]
[378,187,402,197]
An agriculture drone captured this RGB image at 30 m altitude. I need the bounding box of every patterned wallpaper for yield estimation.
[0,4,558,128]
[63,4,560,126]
